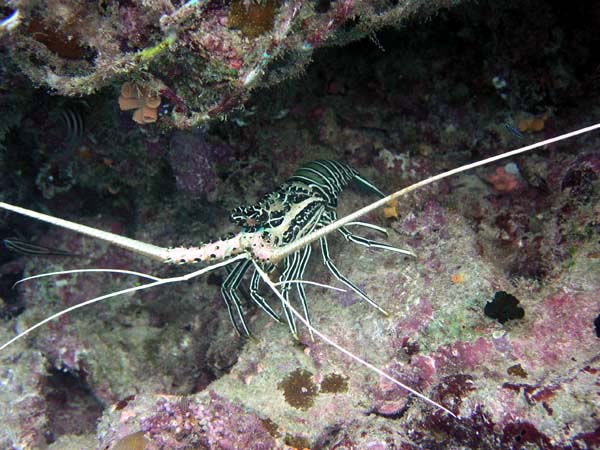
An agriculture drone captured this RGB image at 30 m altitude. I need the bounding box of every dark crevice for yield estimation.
[42,368,104,444]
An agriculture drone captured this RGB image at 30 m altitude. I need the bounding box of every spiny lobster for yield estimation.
[1,122,599,418]
[165,160,413,338]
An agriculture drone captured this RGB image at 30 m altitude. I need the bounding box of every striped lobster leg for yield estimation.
[248,268,281,323]
[226,262,281,324]
[223,261,285,337]
[293,245,314,339]
[220,259,253,336]
[315,212,414,316]
[277,245,313,338]
[339,225,415,256]
[325,213,416,257]
[318,234,389,316]
[279,254,298,336]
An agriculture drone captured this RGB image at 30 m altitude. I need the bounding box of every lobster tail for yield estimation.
[288,160,360,207]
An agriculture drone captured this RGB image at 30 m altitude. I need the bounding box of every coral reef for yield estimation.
[1,0,600,449]
[0,0,464,129]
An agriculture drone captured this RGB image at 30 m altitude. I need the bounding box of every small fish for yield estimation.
[59,109,85,143]
[504,122,525,140]
[3,238,79,257]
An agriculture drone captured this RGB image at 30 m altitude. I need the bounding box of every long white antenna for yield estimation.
[0,202,169,261]
[0,254,248,351]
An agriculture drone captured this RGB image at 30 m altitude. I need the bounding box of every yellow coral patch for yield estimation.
[451,273,464,284]
[228,0,280,38]
[383,199,398,219]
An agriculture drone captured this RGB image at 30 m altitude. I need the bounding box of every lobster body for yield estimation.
[166,160,401,337]
[166,161,385,264]
[230,160,385,247]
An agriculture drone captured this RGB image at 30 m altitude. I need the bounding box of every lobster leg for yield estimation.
[319,235,389,316]
[248,269,281,322]
[338,226,415,256]
[221,259,253,336]
[279,252,302,336]
[277,244,314,337]
[224,263,278,320]
[293,245,314,340]
[325,210,415,256]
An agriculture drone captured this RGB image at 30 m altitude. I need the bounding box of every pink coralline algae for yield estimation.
[485,166,520,193]
[373,356,437,416]
[435,337,496,372]
[101,392,276,450]
[560,151,600,202]
[511,290,600,367]
[394,297,434,336]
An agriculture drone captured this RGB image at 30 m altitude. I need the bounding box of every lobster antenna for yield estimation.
[274,280,347,292]
[252,261,458,418]
[273,122,600,261]
[0,202,169,261]
[13,268,162,288]
[0,254,248,351]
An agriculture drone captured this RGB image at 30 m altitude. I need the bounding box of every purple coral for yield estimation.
[104,392,277,450]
